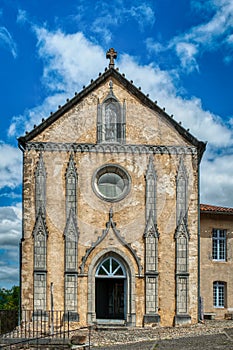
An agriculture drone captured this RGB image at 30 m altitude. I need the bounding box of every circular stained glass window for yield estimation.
[92,164,131,202]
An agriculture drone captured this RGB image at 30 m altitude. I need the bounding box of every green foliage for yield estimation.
[0,286,19,310]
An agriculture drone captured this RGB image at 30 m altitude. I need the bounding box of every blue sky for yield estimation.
[0,0,233,288]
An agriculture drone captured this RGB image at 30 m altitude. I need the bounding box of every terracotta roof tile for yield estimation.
[200,204,233,214]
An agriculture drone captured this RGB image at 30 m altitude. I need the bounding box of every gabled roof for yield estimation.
[18,66,206,159]
[200,204,233,215]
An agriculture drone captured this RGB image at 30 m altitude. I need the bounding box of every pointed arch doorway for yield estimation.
[95,257,126,320]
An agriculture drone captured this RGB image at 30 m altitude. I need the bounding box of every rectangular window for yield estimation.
[212,229,226,261]
[34,273,46,311]
[213,281,225,308]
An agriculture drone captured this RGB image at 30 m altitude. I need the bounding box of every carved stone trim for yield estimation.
[176,157,188,226]
[35,152,46,216]
[80,208,143,275]
[25,142,197,155]
[32,209,48,240]
[144,210,159,239]
[175,217,190,240]
[92,163,131,202]
[65,154,78,218]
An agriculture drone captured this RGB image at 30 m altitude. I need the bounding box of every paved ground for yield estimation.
[92,333,233,349]
[90,321,233,349]
[2,320,233,349]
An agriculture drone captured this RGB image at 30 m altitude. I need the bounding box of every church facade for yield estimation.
[18,49,206,327]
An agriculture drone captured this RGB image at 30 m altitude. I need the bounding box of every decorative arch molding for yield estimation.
[144,210,160,239]
[80,208,142,276]
[175,217,190,240]
[25,142,198,161]
[87,247,136,326]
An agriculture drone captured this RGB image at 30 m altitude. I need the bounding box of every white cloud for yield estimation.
[0,264,19,288]
[227,34,233,43]
[74,1,155,43]
[175,42,199,73]
[9,28,106,136]
[177,0,233,63]
[116,53,233,207]
[0,205,21,246]
[7,26,233,208]
[201,154,233,207]
[91,15,114,44]
[0,26,17,58]
[127,3,155,30]
[0,204,21,288]
[16,9,28,24]
[0,142,22,189]
[147,0,233,71]
[9,93,69,137]
[35,28,105,93]
[118,54,232,147]
[146,38,164,54]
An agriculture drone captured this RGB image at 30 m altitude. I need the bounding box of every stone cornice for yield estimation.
[23,141,198,156]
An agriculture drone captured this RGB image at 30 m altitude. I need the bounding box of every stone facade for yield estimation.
[19,57,205,327]
[200,204,233,319]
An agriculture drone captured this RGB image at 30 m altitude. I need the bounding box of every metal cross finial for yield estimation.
[106,48,117,68]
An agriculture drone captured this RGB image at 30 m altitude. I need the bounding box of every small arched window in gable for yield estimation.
[105,101,118,142]
[97,81,126,144]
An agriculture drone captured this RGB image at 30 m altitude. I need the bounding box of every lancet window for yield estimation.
[33,152,47,312]
[175,157,190,321]
[97,81,126,144]
[144,156,159,322]
[64,155,79,319]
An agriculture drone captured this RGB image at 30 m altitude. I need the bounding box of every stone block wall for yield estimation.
[20,76,200,327]
[200,212,233,319]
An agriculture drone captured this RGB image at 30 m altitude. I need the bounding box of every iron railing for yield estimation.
[0,310,18,336]
[0,310,92,349]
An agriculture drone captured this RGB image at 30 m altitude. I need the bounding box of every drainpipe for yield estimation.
[50,283,54,335]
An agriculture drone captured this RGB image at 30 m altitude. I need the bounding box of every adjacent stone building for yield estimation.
[200,204,233,319]
[18,49,206,327]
